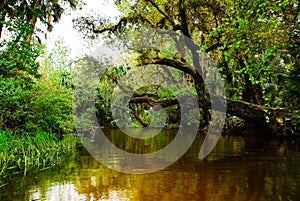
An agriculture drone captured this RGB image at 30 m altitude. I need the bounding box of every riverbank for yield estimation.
[0,130,79,188]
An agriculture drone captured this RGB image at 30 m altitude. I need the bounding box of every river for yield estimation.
[1,129,300,201]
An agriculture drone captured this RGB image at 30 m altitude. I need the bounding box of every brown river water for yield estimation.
[1,129,300,201]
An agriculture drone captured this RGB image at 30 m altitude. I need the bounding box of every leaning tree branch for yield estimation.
[205,42,223,52]
[130,96,179,108]
[130,94,284,129]
[141,58,197,77]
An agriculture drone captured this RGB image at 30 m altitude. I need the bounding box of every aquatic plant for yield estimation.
[0,130,79,187]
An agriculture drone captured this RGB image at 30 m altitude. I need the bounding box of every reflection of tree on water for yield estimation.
[2,133,300,201]
[64,136,300,201]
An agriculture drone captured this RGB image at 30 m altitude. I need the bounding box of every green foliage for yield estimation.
[0,76,31,131]
[0,72,74,135]
[0,20,42,79]
[46,39,72,71]
[0,129,79,186]
[214,0,285,97]
[26,73,74,134]
[72,56,108,129]
[0,0,81,186]
[95,65,128,126]
[0,36,75,135]
[0,0,79,34]
[284,67,300,107]
[24,39,75,134]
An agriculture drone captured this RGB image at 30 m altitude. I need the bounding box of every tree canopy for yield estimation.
[73,0,300,135]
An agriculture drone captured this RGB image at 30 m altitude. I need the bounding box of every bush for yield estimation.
[0,76,31,131]
[25,72,74,135]
[0,71,74,136]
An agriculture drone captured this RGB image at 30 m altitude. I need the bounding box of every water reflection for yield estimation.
[29,183,86,201]
[1,130,300,201]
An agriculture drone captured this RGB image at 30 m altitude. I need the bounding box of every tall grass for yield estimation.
[0,130,79,187]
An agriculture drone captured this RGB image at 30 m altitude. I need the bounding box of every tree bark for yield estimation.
[242,73,264,105]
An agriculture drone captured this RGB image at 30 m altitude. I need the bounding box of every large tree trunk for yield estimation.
[238,59,264,105]
[177,0,210,125]
[243,73,264,105]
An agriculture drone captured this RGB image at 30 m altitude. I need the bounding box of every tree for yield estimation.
[74,0,300,134]
[0,0,78,41]
[0,0,80,133]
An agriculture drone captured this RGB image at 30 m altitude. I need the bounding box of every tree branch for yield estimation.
[205,42,223,52]
[130,96,178,108]
[130,94,283,129]
[141,58,197,77]
[86,15,155,34]
[178,0,190,38]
